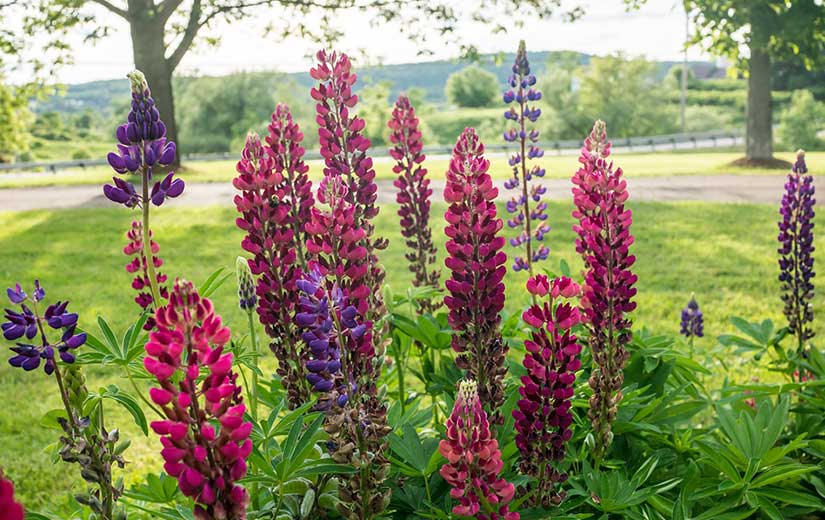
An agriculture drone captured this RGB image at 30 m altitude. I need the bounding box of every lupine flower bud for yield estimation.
[503,41,549,273]
[443,128,508,422]
[124,221,169,330]
[571,121,637,460]
[235,257,257,312]
[514,276,581,507]
[0,473,24,520]
[145,280,251,520]
[439,380,519,520]
[388,94,439,312]
[104,70,183,208]
[778,150,815,351]
[680,296,704,339]
[233,116,313,409]
[2,281,86,374]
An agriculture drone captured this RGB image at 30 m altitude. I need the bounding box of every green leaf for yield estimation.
[754,487,825,508]
[102,386,148,435]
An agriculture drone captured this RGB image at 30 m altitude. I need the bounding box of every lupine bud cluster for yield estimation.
[3,281,86,374]
[778,150,815,351]
[124,221,169,330]
[443,128,508,421]
[571,121,637,460]
[233,119,313,409]
[235,257,257,312]
[514,275,582,507]
[680,296,704,339]
[145,281,251,520]
[388,94,439,312]
[0,472,24,520]
[104,70,183,208]
[503,41,549,273]
[439,380,519,520]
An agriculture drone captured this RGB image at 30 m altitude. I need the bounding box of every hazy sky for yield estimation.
[17,0,715,84]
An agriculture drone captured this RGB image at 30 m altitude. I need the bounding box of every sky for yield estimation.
[12,0,717,85]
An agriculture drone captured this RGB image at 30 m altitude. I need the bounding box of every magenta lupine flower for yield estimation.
[388,94,439,312]
[439,380,519,520]
[310,49,388,327]
[571,120,637,460]
[104,70,183,208]
[514,275,582,506]
[145,280,251,520]
[2,281,86,374]
[503,41,550,274]
[0,473,24,520]
[233,123,312,409]
[778,150,816,352]
[124,221,169,330]
[443,128,508,421]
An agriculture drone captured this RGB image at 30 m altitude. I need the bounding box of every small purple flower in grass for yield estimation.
[680,296,704,339]
[2,281,86,374]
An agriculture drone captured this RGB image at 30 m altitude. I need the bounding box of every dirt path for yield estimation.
[0,175,789,212]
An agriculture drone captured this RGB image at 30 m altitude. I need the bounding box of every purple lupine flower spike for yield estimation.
[680,295,704,339]
[503,41,550,274]
[778,150,816,353]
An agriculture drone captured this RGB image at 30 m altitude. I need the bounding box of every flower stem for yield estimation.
[141,169,162,308]
[247,311,260,422]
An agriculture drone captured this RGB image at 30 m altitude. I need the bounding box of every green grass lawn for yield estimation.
[2,149,821,189]
[0,200,818,511]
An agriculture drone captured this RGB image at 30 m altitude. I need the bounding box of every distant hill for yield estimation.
[32,51,721,115]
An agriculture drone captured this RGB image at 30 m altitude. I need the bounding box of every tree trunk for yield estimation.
[127,3,180,167]
[746,8,773,161]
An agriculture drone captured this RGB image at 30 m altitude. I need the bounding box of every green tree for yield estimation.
[0,80,33,162]
[358,80,392,146]
[778,89,824,151]
[445,65,500,108]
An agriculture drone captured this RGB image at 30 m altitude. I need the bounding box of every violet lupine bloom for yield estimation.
[233,123,313,409]
[443,127,508,422]
[388,94,440,313]
[2,281,86,374]
[104,70,183,208]
[311,49,388,331]
[439,380,519,520]
[145,280,251,520]
[514,275,582,507]
[571,120,637,461]
[124,220,169,330]
[778,150,815,352]
[503,41,550,274]
[680,296,704,339]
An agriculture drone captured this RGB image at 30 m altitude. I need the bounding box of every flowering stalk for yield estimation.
[443,128,508,422]
[680,295,704,357]
[104,70,183,309]
[503,41,549,275]
[233,120,313,409]
[439,380,519,520]
[388,94,439,312]
[145,280,251,520]
[3,282,126,520]
[235,256,260,421]
[514,275,582,507]
[778,150,815,355]
[571,120,637,463]
[311,49,388,334]
[124,221,169,330]
[0,472,24,520]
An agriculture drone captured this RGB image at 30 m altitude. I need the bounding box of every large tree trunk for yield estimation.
[128,3,180,167]
[746,7,773,161]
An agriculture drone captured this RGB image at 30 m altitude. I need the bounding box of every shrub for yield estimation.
[778,89,824,151]
[445,65,500,108]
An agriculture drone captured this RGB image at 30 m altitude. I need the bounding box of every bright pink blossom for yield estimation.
[0,474,23,520]
[123,220,168,330]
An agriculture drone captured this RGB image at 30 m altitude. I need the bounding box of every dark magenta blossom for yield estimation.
[0,473,24,520]
[778,150,815,352]
[571,120,637,461]
[680,296,704,339]
[145,280,251,520]
[2,281,86,374]
[514,275,582,507]
[439,380,519,520]
[124,220,169,330]
[388,94,439,312]
[503,41,549,274]
[443,127,508,422]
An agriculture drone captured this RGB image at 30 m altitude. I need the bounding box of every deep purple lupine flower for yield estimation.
[388,94,439,313]
[514,275,581,507]
[443,127,509,422]
[680,296,704,339]
[503,41,550,274]
[571,120,637,461]
[778,150,815,352]
[2,281,86,374]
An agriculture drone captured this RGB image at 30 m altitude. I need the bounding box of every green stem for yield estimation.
[141,168,162,307]
[126,370,164,419]
[247,311,260,422]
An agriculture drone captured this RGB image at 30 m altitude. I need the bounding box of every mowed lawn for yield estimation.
[0,199,819,511]
[1,149,822,189]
